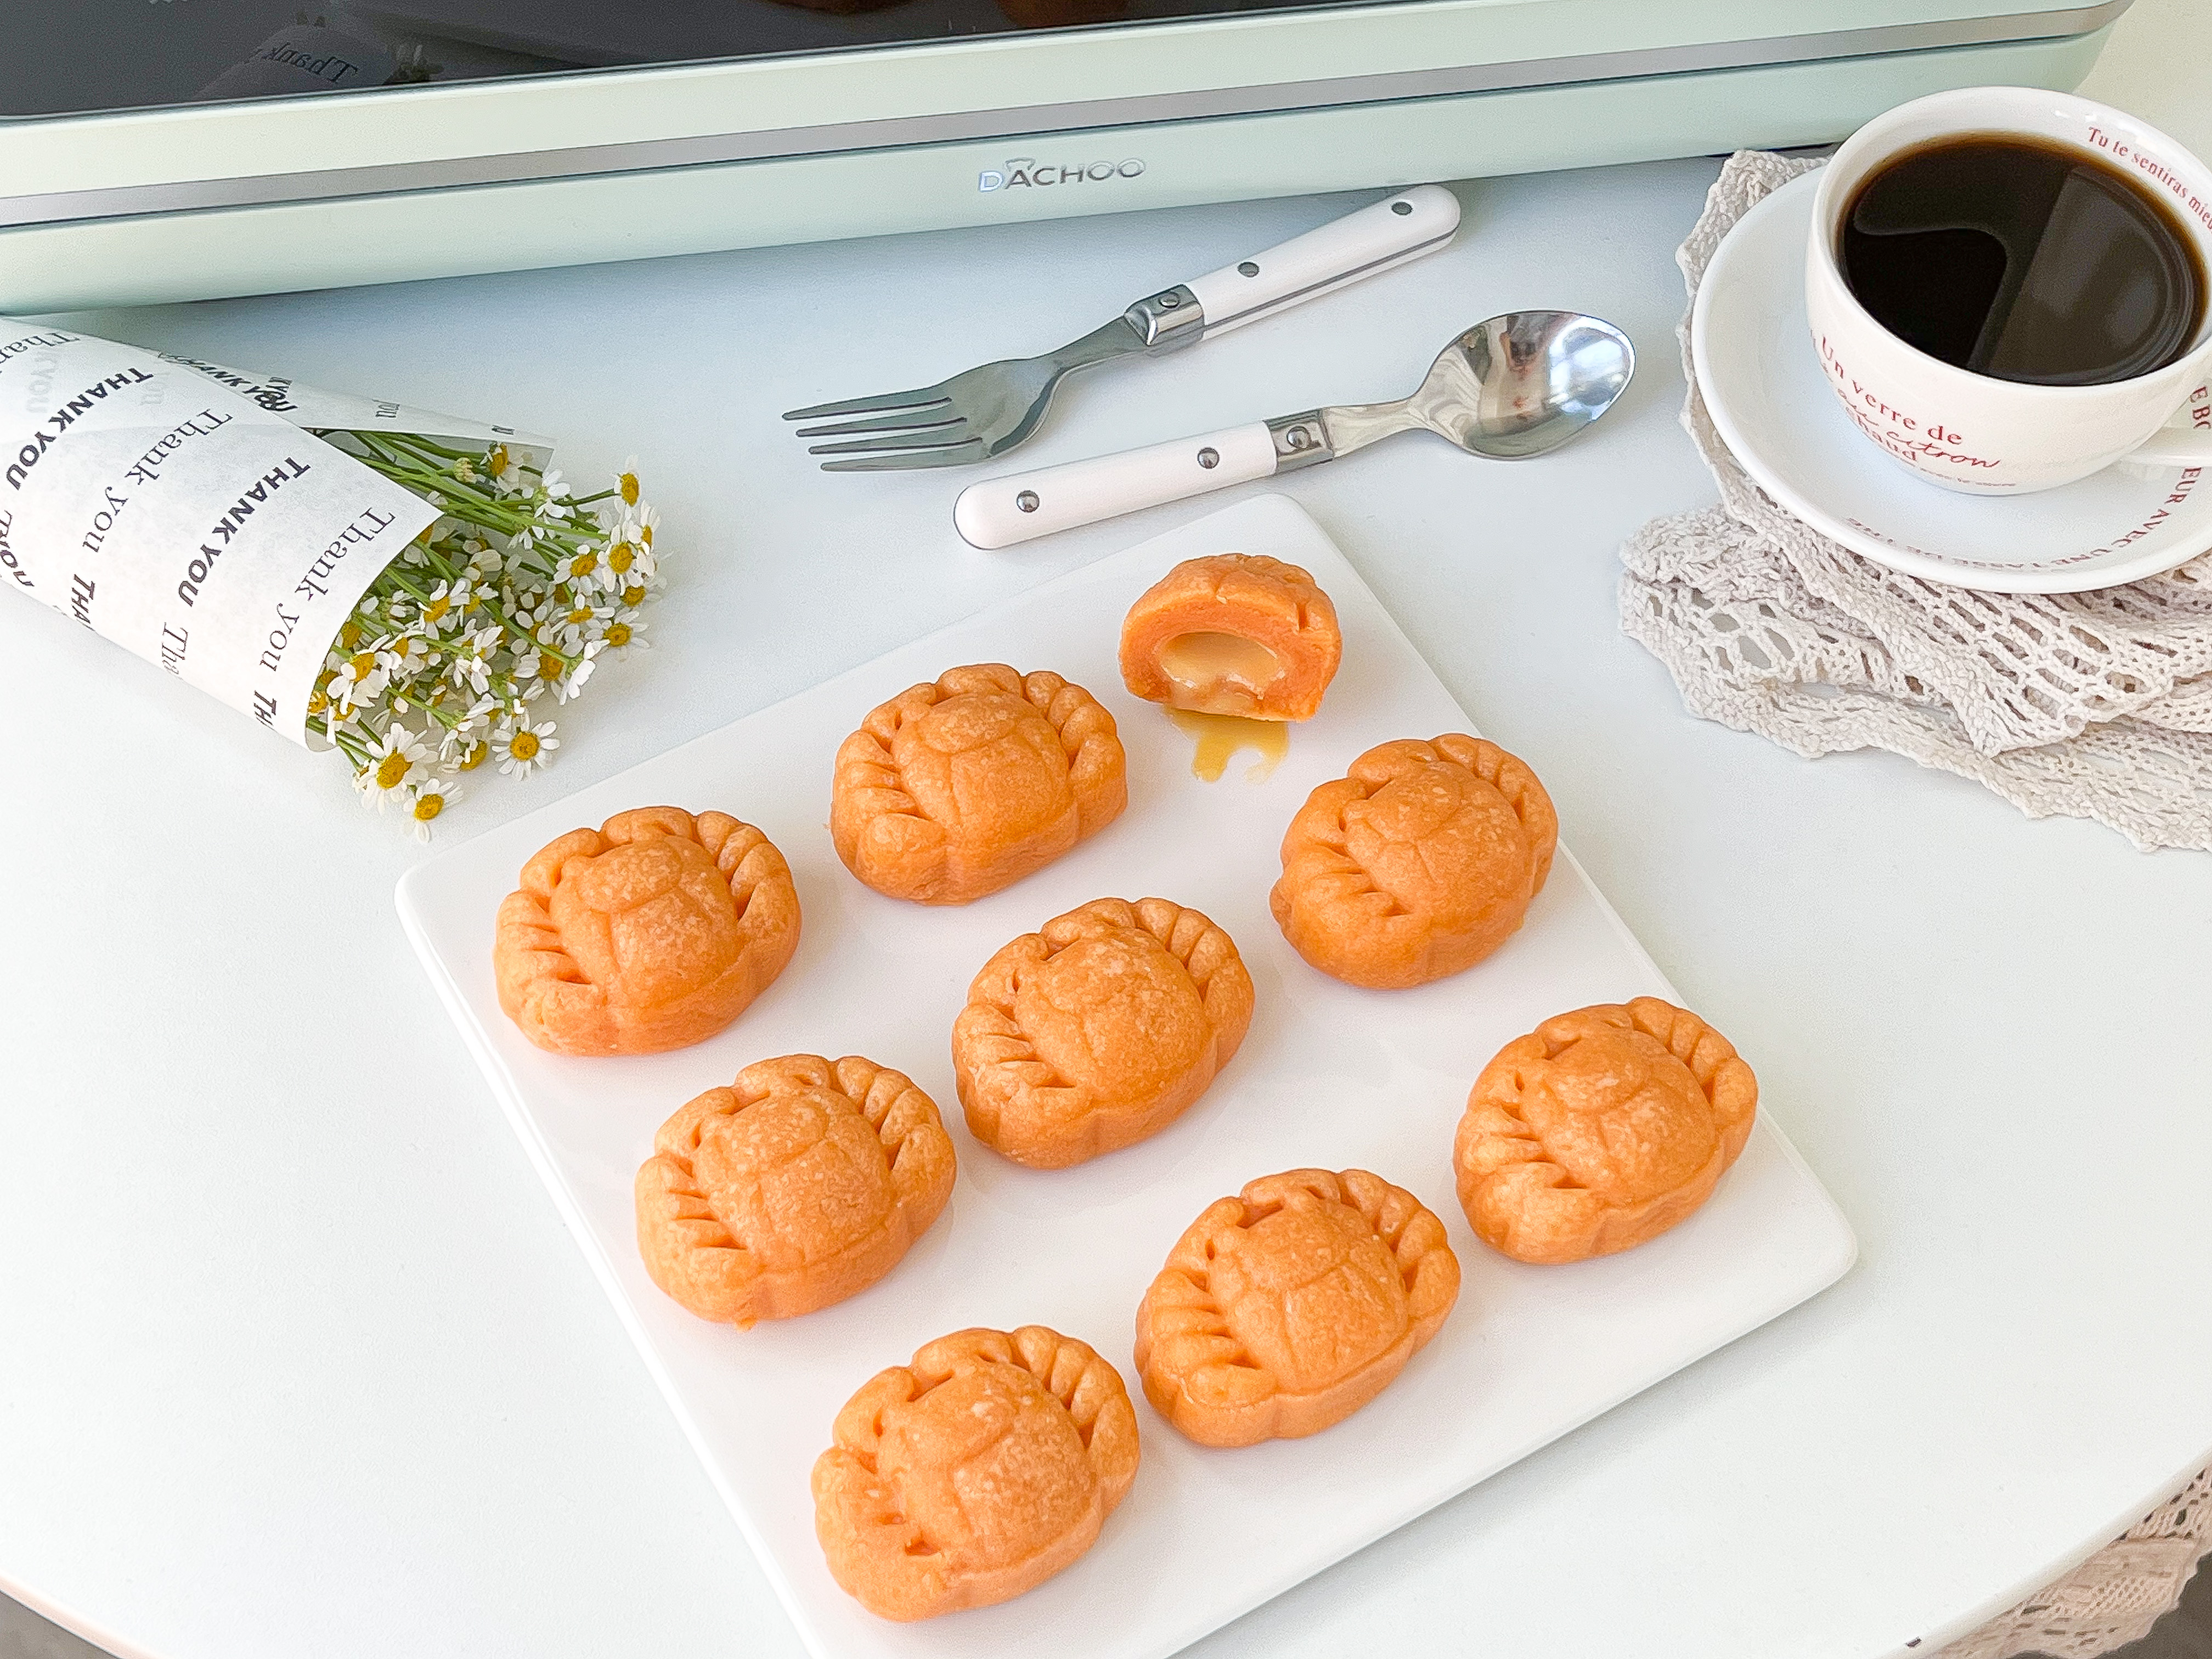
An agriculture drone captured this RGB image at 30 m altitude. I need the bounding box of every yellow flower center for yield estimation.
[509,730,540,761]
[307,690,329,714]
[425,595,451,623]
[458,742,488,771]
[568,606,590,624]
[570,551,597,577]
[412,791,445,822]
[488,444,508,477]
[620,471,640,505]
[621,585,646,607]
[375,752,410,789]
[607,622,631,647]
[340,620,363,649]
[349,651,377,680]
[640,522,653,547]
[609,544,634,574]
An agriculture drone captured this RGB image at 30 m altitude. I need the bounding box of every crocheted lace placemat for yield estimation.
[1934,1468,2212,1659]
[1621,151,2212,853]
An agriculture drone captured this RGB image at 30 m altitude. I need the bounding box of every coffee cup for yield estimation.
[1807,86,2212,495]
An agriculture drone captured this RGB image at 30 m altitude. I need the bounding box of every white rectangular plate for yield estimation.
[397,494,1856,1659]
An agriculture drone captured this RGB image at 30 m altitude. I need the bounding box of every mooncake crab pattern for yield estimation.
[953,896,1254,1169]
[1134,1167,1460,1447]
[1118,552,1343,721]
[635,1053,956,1325]
[493,805,801,1056]
[812,1324,1140,1621]
[1454,997,1758,1265]
[1270,734,1557,990]
[831,663,1127,906]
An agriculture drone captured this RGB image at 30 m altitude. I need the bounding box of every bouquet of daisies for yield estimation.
[307,433,662,837]
[0,317,664,840]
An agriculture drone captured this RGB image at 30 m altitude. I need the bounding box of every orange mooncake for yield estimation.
[831,663,1126,906]
[812,1325,1140,1621]
[1135,1168,1459,1447]
[953,897,1253,1169]
[493,806,801,1056]
[1270,735,1556,989]
[635,1054,956,1325]
[1118,552,1342,720]
[1454,998,1758,1265]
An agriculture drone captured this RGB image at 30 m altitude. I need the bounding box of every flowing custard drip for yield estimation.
[1169,709,1289,783]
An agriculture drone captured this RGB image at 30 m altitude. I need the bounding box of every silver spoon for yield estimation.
[953,311,1635,549]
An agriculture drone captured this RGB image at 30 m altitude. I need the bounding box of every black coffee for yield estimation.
[1841,134,2206,386]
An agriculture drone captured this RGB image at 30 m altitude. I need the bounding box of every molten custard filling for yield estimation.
[1155,631,1284,713]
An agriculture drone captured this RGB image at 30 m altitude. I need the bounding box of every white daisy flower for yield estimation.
[437,700,494,763]
[614,454,642,508]
[406,777,461,841]
[382,633,432,676]
[449,641,494,697]
[357,724,430,810]
[498,716,558,778]
[533,471,572,523]
[418,578,471,634]
[601,614,649,656]
[328,647,389,711]
[551,651,598,704]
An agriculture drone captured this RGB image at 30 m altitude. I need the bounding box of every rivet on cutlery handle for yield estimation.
[1184,184,1461,336]
[953,422,1280,549]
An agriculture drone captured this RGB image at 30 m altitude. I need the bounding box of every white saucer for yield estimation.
[1691,171,2212,594]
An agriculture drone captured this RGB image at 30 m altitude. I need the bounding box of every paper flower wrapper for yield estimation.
[0,316,550,745]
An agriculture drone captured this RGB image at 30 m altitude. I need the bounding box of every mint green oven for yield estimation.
[0,0,2128,309]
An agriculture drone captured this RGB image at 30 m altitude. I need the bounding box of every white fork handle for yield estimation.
[953,423,1278,549]
[1185,184,1460,335]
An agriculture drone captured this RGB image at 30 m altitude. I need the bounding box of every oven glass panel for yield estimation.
[1,0,1342,118]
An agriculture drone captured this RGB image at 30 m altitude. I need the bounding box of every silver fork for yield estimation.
[783,185,1461,472]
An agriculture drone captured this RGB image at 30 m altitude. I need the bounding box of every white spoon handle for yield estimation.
[953,423,1278,549]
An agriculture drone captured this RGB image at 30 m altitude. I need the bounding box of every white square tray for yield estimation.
[397,493,1855,1659]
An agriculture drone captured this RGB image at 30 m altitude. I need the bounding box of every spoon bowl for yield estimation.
[1324,309,1638,459]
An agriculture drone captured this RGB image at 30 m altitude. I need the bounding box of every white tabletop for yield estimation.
[4,9,2210,1658]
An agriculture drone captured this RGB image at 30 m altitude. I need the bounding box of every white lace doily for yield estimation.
[1933,1467,2212,1659]
[1621,151,2212,853]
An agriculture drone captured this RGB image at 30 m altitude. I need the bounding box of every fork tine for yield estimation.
[819,440,989,473]
[806,427,992,458]
[782,385,953,422]
[793,408,970,440]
